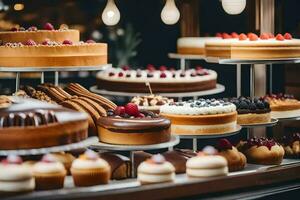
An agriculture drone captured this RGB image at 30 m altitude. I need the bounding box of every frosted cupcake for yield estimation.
[49,152,75,175]
[0,155,35,193]
[71,150,111,187]
[33,154,66,190]
[137,154,175,185]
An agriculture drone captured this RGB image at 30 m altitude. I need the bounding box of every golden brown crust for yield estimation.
[237,113,271,125]
[177,47,205,55]
[71,167,110,186]
[219,147,246,172]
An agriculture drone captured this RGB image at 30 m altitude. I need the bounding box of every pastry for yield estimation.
[0,95,12,109]
[163,149,197,174]
[0,155,35,193]
[137,154,175,184]
[131,95,174,113]
[97,103,171,145]
[229,97,271,125]
[262,94,300,119]
[280,133,300,158]
[96,65,217,93]
[217,139,246,172]
[134,151,153,175]
[49,152,76,175]
[71,150,111,187]
[33,154,66,190]
[177,37,222,55]
[0,97,88,150]
[160,99,237,135]
[237,137,285,165]
[186,146,228,177]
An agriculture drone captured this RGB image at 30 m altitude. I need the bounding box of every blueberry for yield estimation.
[264,101,270,109]
[257,101,265,109]
[249,102,257,110]
[239,101,248,109]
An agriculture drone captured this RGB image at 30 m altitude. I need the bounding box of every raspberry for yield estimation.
[86,39,96,43]
[215,32,222,38]
[146,64,156,71]
[222,33,232,39]
[118,72,124,77]
[284,33,292,40]
[239,33,248,41]
[42,39,51,45]
[249,33,258,41]
[159,65,167,71]
[122,66,130,71]
[114,106,125,116]
[260,33,269,40]
[137,113,145,118]
[231,32,239,38]
[27,26,38,31]
[44,22,54,30]
[276,34,284,41]
[218,139,233,150]
[124,103,139,117]
[24,39,36,46]
[62,40,73,45]
[160,72,167,78]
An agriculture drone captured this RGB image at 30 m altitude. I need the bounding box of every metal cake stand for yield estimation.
[240,118,278,128]
[276,116,300,122]
[90,135,180,177]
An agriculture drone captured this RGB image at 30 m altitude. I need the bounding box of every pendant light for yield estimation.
[102,0,120,26]
[161,0,180,25]
[221,0,246,15]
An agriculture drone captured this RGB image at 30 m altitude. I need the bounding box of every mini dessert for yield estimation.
[71,150,111,187]
[0,155,35,193]
[177,37,222,55]
[237,137,285,165]
[0,97,88,150]
[100,153,131,180]
[131,95,174,113]
[33,154,66,190]
[217,139,246,172]
[229,97,271,125]
[134,151,153,175]
[96,65,217,93]
[0,95,12,109]
[97,103,171,145]
[205,32,300,59]
[160,99,237,135]
[137,154,175,184]
[163,149,197,174]
[263,94,300,119]
[280,133,300,158]
[49,152,76,175]
[186,146,228,177]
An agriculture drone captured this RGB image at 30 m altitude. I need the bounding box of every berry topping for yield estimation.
[222,33,232,39]
[84,150,99,160]
[41,154,56,163]
[27,26,38,31]
[169,67,175,71]
[62,40,73,45]
[124,103,139,117]
[114,106,126,116]
[191,72,197,77]
[122,66,130,71]
[42,39,51,45]
[137,113,145,118]
[247,32,254,38]
[160,72,167,78]
[246,137,277,150]
[239,33,248,41]
[216,32,222,38]
[149,154,165,164]
[249,33,259,41]
[159,65,167,71]
[218,139,233,150]
[231,32,239,38]
[24,39,36,46]
[118,72,124,77]
[86,39,96,43]
[268,33,275,38]
[203,71,209,75]
[284,33,292,40]
[108,72,115,76]
[146,64,156,71]
[19,27,25,31]
[276,34,285,41]
[260,33,269,40]
[44,22,54,30]
[11,27,18,31]
[2,155,23,165]
[196,66,203,71]
[202,146,218,155]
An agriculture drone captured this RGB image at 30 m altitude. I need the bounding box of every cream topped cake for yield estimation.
[177,37,222,55]
[160,99,237,135]
[131,95,174,113]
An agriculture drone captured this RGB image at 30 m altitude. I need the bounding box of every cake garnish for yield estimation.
[281,133,300,146]
[239,33,247,41]
[260,33,269,40]
[108,72,115,77]
[62,40,73,45]
[2,154,23,165]
[231,32,239,38]
[44,22,55,30]
[24,39,36,46]
[202,146,218,155]
[160,72,167,78]
[216,32,222,38]
[146,64,156,72]
[27,26,38,31]
[249,33,258,41]
[217,139,233,151]
[114,106,126,116]
[124,103,139,117]
[276,34,285,41]
[82,150,99,160]
[284,33,292,40]
[118,72,124,77]
[222,33,232,39]
[229,96,270,114]
[148,154,165,164]
[41,154,57,163]
[268,33,275,38]
[86,39,96,43]
[246,137,278,150]
[11,27,18,32]
[159,65,167,71]
[42,39,51,45]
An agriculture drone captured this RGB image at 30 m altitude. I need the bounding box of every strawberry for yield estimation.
[215,33,222,38]
[159,65,167,71]
[24,39,36,46]
[114,106,126,116]
[44,22,54,30]
[247,32,254,38]
[249,33,258,41]
[239,33,247,41]
[276,34,284,41]
[217,139,233,150]
[125,103,139,117]
[160,72,167,78]
[137,113,145,118]
[62,40,73,45]
[222,33,232,39]
[268,33,275,38]
[284,33,292,40]
[260,33,269,40]
[231,32,239,38]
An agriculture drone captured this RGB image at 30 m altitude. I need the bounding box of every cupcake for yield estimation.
[0,155,35,193]
[33,154,66,190]
[137,154,175,185]
[131,95,174,113]
[49,152,76,175]
[186,146,228,178]
[217,139,247,172]
[71,150,111,187]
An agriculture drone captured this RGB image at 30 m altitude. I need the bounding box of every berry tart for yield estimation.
[205,32,300,59]
[237,137,285,165]
[97,103,171,145]
[0,23,107,67]
[96,65,217,93]
[131,95,174,113]
[229,97,271,125]
[217,139,247,172]
[160,99,237,135]
[280,133,300,158]
[263,94,300,119]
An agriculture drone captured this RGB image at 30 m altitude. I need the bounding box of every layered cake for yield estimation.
[0,97,88,150]
[131,95,174,113]
[97,103,171,145]
[160,99,237,135]
[177,37,221,55]
[229,97,271,125]
[0,23,107,67]
[262,94,300,119]
[96,65,217,93]
[205,32,300,59]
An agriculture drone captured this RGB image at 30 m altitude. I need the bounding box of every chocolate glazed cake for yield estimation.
[0,97,89,150]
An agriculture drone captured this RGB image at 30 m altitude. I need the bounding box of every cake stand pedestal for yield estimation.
[90,135,180,177]
[178,125,242,151]
[0,136,98,156]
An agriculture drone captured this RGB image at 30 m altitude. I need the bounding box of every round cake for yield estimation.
[97,103,171,145]
[160,99,237,135]
[177,37,221,55]
[96,65,217,93]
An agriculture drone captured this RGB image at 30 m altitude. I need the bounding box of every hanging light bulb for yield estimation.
[221,0,246,15]
[0,0,9,12]
[161,0,180,25]
[101,0,120,26]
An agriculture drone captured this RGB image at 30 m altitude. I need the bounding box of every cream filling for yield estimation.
[0,178,35,192]
[186,167,228,177]
[177,37,221,48]
[137,162,175,174]
[137,173,175,183]
[271,109,300,119]
[0,164,33,181]
[186,155,228,169]
[172,121,236,133]
[71,159,110,170]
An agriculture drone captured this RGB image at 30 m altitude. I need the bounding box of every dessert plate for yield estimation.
[239,118,278,128]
